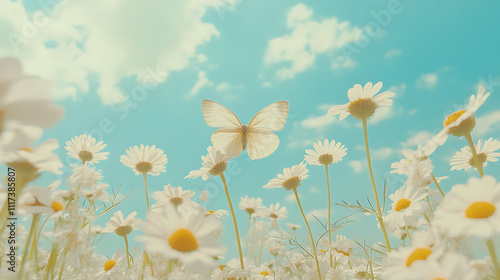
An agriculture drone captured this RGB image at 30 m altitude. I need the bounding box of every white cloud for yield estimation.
[307,208,328,219]
[310,187,319,194]
[372,147,394,160]
[285,192,303,203]
[332,56,357,70]
[301,115,335,130]
[402,131,432,147]
[262,81,272,87]
[384,49,402,58]
[389,83,406,96]
[197,54,208,63]
[349,160,364,173]
[0,1,227,104]
[190,71,212,96]
[263,4,362,80]
[416,73,438,89]
[215,82,243,91]
[369,106,401,124]
[475,110,500,136]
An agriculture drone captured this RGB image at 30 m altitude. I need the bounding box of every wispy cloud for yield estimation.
[349,160,364,173]
[190,71,212,96]
[401,131,432,147]
[475,110,500,136]
[384,49,402,58]
[416,73,438,89]
[263,4,362,80]
[215,82,243,92]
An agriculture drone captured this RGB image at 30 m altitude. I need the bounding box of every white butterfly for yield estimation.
[202,100,289,160]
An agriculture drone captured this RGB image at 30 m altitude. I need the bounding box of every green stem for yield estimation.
[486,239,500,280]
[324,165,333,267]
[361,118,392,252]
[431,174,445,197]
[18,214,40,279]
[293,188,322,280]
[124,235,131,269]
[142,173,150,214]
[220,173,245,269]
[465,132,485,177]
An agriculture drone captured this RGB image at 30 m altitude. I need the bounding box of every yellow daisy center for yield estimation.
[115,225,133,237]
[169,197,184,206]
[444,110,466,127]
[282,176,301,191]
[135,161,153,174]
[168,228,199,252]
[104,259,116,271]
[433,278,447,280]
[78,150,94,163]
[218,264,226,270]
[465,202,496,219]
[406,248,432,267]
[269,213,278,219]
[394,198,412,211]
[318,154,333,165]
[51,201,63,212]
[209,161,227,176]
[20,147,33,152]
[245,208,255,215]
[347,98,378,120]
[260,271,270,276]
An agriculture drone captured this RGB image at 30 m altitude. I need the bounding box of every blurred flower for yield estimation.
[401,252,477,280]
[2,138,62,175]
[140,203,225,273]
[304,139,347,166]
[332,235,354,266]
[263,162,309,191]
[65,134,109,165]
[286,223,301,230]
[120,144,167,176]
[96,249,125,279]
[18,186,62,215]
[239,196,265,217]
[434,176,500,238]
[206,209,229,218]
[0,58,63,133]
[185,146,231,180]
[385,185,428,228]
[68,165,102,188]
[327,82,395,120]
[450,137,500,171]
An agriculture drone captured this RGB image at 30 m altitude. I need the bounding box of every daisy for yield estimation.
[102,211,142,268]
[440,84,490,138]
[266,203,288,221]
[401,252,478,280]
[96,249,125,280]
[385,185,428,228]
[304,139,347,166]
[120,144,167,213]
[286,223,301,231]
[151,184,199,211]
[102,211,142,237]
[434,176,500,238]
[17,186,62,215]
[185,146,231,180]
[140,203,226,274]
[263,162,309,191]
[239,196,265,217]
[331,235,355,266]
[68,164,102,189]
[206,209,229,218]
[327,82,395,120]
[2,138,63,175]
[65,134,109,165]
[120,144,168,176]
[0,58,64,134]
[450,137,500,171]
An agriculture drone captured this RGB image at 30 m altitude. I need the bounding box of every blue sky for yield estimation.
[2,0,500,259]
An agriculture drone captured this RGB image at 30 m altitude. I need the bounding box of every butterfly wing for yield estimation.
[202,100,242,128]
[245,128,280,160]
[248,101,289,131]
[211,128,244,158]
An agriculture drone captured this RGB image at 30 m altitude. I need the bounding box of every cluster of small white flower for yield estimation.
[1,57,499,280]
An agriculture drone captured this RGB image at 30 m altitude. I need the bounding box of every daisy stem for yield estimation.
[142,173,150,214]
[220,173,245,270]
[123,235,131,269]
[244,213,251,258]
[405,226,412,244]
[324,164,333,268]
[425,195,434,214]
[431,174,444,197]
[486,239,500,280]
[465,132,485,177]
[293,188,322,280]
[18,214,40,280]
[361,118,392,252]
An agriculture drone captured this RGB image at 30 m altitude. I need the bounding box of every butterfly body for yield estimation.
[202,100,289,160]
